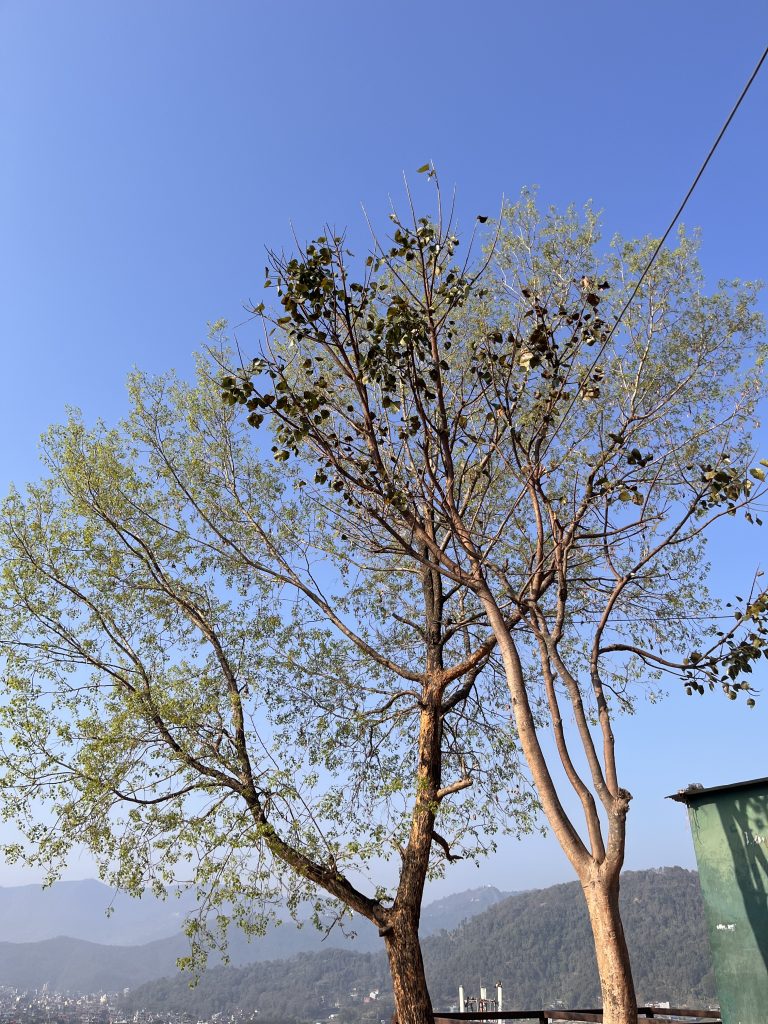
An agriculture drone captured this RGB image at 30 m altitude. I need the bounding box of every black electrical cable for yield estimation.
[544,42,768,455]
[607,42,768,349]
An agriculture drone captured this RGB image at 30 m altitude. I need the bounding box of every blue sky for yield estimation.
[1,1,768,897]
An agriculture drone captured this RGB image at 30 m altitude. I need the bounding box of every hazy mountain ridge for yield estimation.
[0,882,509,992]
[0,934,188,992]
[0,868,712,1008]
[0,879,197,945]
[419,885,511,934]
[121,867,714,1014]
[0,880,508,950]
[0,864,716,1007]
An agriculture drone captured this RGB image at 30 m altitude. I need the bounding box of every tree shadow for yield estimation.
[716,790,768,973]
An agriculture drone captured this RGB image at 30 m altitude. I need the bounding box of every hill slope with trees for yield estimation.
[123,868,715,1017]
[422,867,714,1008]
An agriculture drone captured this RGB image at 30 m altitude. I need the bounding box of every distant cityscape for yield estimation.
[0,987,112,1024]
[0,988,270,1024]
[0,985,382,1024]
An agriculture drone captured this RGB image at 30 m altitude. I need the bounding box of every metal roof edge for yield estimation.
[667,776,768,804]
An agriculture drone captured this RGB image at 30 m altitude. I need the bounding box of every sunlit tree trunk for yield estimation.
[482,597,638,1024]
[383,909,434,1024]
[582,868,637,1024]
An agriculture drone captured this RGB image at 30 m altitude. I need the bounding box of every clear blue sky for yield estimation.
[1,0,767,897]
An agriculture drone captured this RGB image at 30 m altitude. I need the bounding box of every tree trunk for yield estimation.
[582,871,637,1024]
[382,910,433,1024]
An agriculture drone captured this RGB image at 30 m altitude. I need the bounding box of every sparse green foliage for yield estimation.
[2,178,765,1024]
[222,193,768,708]
[0,355,531,1023]
[221,183,767,1024]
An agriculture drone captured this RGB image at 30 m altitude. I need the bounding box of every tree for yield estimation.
[0,357,531,1024]
[221,181,768,1024]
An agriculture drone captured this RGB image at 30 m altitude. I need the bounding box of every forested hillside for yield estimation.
[124,868,715,1017]
[123,949,393,1023]
[422,867,714,1008]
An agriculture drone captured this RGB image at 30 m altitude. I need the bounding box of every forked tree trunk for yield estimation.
[582,870,637,1024]
[382,909,433,1024]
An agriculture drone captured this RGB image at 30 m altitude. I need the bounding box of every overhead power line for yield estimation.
[609,41,768,339]
[544,42,768,457]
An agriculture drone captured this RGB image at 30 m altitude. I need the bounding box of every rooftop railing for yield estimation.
[433,1007,721,1023]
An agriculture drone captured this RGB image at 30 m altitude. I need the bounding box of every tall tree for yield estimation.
[221,183,768,1024]
[0,357,530,1024]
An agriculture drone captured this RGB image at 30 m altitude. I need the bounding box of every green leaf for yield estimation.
[416,163,430,174]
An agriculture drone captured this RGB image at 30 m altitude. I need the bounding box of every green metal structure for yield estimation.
[670,777,768,1024]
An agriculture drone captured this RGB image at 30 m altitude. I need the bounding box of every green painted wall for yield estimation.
[684,783,768,1024]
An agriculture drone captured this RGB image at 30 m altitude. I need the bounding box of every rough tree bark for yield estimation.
[481,594,638,1024]
[583,868,636,1024]
[383,908,433,1024]
[377,560,454,1024]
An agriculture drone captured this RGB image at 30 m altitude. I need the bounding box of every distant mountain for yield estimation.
[420,885,509,934]
[125,948,394,1023]
[0,934,188,992]
[0,870,713,1006]
[122,867,714,1015]
[0,879,197,945]
[0,882,509,992]
[0,879,509,950]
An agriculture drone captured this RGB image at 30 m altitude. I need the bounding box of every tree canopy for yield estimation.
[2,180,766,1024]
[224,190,767,707]
[219,183,767,1024]
[0,353,529,999]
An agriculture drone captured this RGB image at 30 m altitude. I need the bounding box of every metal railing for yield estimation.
[434,1007,721,1023]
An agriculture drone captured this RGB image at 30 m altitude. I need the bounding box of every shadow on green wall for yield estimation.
[717,792,768,972]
